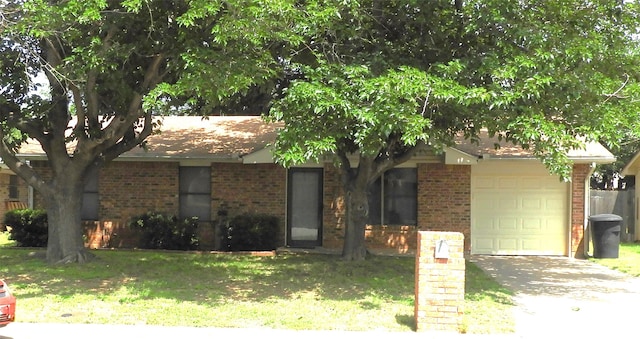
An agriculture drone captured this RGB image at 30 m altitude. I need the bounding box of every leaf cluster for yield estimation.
[267,0,640,179]
[0,0,307,196]
[226,213,280,251]
[129,211,199,251]
[4,208,48,247]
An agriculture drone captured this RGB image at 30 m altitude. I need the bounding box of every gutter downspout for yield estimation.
[583,162,597,258]
[28,186,34,209]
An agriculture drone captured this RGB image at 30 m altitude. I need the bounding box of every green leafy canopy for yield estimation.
[268,0,640,180]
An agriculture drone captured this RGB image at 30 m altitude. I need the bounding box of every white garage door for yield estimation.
[471,161,569,255]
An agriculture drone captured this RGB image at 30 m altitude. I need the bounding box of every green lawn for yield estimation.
[590,242,640,276]
[0,231,514,333]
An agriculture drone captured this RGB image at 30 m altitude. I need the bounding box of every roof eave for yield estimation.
[444,147,478,165]
[15,153,245,164]
[622,151,640,176]
[569,156,616,165]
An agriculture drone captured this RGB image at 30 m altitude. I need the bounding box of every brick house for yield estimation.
[620,152,640,242]
[0,165,30,231]
[2,116,614,257]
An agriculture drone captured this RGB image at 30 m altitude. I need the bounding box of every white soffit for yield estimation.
[444,147,478,165]
[242,146,275,164]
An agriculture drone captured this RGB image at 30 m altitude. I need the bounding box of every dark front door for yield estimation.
[287,168,323,248]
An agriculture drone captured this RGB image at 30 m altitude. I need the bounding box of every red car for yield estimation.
[0,279,16,327]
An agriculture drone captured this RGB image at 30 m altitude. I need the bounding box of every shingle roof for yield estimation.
[453,130,615,163]
[122,116,282,160]
[17,116,283,161]
[16,116,614,163]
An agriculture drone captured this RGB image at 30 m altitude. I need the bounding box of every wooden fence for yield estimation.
[590,189,635,242]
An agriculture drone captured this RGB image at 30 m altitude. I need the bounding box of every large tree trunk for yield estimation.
[338,149,411,261]
[342,186,370,261]
[44,172,94,264]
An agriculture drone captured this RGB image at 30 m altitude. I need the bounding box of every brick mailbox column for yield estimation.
[414,231,465,333]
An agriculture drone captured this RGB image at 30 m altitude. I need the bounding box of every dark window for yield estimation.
[8,175,19,200]
[179,167,211,221]
[367,168,417,226]
[82,168,99,220]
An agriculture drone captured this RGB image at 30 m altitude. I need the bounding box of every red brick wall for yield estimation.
[322,164,419,252]
[418,164,472,252]
[87,161,180,248]
[322,164,345,249]
[322,163,472,254]
[16,159,584,257]
[100,161,179,221]
[571,163,591,258]
[212,163,287,245]
[96,162,288,249]
[212,163,286,216]
[24,161,287,250]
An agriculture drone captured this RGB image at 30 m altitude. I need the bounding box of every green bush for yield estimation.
[129,212,199,250]
[227,213,279,251]
[4,209,48,247]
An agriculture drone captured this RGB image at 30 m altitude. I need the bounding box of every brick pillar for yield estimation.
[414,231,465,333]
[571,164,591,258]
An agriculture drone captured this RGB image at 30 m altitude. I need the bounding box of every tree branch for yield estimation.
[140,53,165,92]
[41,37,73,168]
[603,73,629,103]
[75,51,165,160]
[337,148,355,187]
[98,111,154,163]
[0,129,51,196]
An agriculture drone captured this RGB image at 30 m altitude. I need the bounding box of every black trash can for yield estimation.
[589,214,623,259]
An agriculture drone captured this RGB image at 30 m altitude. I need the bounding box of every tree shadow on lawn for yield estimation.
[1,248,417,329]
[2,249,514,332]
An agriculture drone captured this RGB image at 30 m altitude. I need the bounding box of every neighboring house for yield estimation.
[0,163,31,231]
[3,116,614,257]
[620,152,640,241]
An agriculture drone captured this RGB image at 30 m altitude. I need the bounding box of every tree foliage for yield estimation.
[267,0,640,259]
[0,0,300,263]
[3,0,640,263]
[592,134,640,189]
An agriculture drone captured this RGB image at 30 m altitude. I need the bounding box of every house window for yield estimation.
[8,175,19,200]
[82,167,99,220]
[179,167,211,221]
[367,168,417,226]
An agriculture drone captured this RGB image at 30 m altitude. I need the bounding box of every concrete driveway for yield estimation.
[471,255,640,337]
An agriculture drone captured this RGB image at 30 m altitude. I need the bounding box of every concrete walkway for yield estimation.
[0,323,502,339]
[470,255,640,337]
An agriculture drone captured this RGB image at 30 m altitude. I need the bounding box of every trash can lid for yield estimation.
[588,214,623,222]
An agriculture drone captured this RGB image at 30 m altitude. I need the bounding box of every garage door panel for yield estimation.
[522,239,545,250]
[498,177,518,189]
[498,218,518,230]
[497,238,518,251]
[475,216,496,230]
[521,178,542,189]
[522,219,542,230]
[475,177,496,189]
[476,197,497,210]
[545,198,565,211]
[471,162,568,255]
[499,199,519,210]
[474,238,496,252]
[522,197,543,209]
